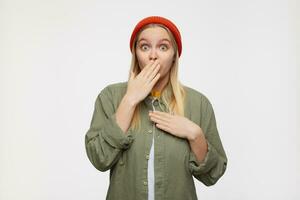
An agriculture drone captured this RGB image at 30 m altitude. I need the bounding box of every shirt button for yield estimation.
[147,129,152,134]
[146,154,149,160]
[143,181,148,186]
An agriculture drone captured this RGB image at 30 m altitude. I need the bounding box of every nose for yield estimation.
[149,49,158,61]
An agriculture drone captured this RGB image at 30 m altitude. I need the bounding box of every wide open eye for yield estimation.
[140,44,149,51]
[160,44,168,51]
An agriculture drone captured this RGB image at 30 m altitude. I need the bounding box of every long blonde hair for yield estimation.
[128,23,186,132]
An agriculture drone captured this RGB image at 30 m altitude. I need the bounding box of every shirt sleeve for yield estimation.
[85,86,135,172]
[188,96,228,186]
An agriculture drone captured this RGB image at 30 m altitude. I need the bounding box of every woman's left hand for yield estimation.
[148,110,203,140]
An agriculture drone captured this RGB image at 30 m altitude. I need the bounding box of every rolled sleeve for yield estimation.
[188,95,228,186]
[189,140,219,175]
[101,112,134,150]
[85,86,135,172]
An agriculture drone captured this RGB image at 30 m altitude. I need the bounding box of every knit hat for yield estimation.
[129,16,182,57]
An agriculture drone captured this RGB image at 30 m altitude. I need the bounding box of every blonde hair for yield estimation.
[128,23,186,132]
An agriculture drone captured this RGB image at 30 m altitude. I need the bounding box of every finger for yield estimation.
[154,110,172,117]
[139,60,155,76]
[151,116,169,127]
[150,113,171,124]
[141,60,158,77]
[155,123,172,133]
[144,60,159,78]
[146,63,160,82]
[149,72,160,86]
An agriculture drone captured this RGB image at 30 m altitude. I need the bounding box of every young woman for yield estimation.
[85,16,228,200]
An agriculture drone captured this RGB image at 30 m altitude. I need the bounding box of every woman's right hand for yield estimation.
[125,60,161,105]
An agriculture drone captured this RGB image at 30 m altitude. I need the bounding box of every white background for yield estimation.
[1,0,299,199]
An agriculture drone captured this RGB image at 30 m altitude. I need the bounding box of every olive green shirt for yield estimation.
[85,81,227,200]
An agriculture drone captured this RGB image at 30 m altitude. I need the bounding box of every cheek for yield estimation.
[162,52,175,63]
[158,63,172,77]
[136,52,148,69]
[160,56,174,69]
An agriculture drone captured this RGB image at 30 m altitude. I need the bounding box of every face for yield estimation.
[135,26,175,79]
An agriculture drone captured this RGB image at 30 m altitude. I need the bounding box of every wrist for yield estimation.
[123,94,138,107]
[188,127,204,141]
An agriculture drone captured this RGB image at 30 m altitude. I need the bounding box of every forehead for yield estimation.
[137,26,171,43]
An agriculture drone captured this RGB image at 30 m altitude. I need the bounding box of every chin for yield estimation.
[158,72,166,79]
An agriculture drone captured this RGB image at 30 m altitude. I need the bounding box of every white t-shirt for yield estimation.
[148,96,159,200]
[147,133,155,200]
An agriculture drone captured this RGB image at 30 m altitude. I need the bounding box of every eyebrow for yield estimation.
[138,38,171,43]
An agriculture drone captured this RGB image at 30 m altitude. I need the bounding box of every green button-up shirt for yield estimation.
[85,82,227,200]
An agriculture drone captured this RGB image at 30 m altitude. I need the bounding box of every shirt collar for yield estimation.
[142,81,172,109]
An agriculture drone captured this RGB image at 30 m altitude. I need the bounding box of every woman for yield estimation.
[85,16,228,200]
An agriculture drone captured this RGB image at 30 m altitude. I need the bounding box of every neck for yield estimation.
[151,72,170,94]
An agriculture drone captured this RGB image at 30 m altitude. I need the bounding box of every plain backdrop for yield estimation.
[1,0,299,199]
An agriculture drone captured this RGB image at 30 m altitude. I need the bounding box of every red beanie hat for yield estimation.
[129,16,182,57]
